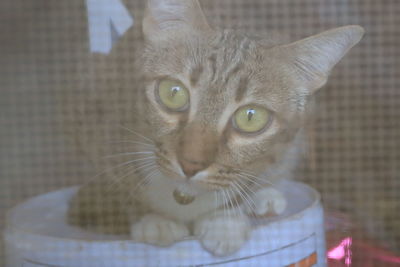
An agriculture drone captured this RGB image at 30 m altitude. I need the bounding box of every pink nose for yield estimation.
[179,158,207,178]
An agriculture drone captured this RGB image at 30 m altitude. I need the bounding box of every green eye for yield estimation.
[234,105,271,133]
[158,79,189,111]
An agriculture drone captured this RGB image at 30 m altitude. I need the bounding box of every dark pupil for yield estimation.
[247,109,255,121]
[171,86,180,97]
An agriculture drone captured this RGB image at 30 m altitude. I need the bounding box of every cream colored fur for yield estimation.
[66,0,364,256]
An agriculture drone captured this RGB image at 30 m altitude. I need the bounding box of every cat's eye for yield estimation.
[157,79,189,111]
[233,105,271,134]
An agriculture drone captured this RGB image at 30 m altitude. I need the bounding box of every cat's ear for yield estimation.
[143,0,211,44]
[275,25,364,93]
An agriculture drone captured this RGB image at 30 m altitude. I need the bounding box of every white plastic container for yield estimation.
[4,180,326,267]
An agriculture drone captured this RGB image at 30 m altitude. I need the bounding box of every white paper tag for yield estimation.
[86,0,134,54]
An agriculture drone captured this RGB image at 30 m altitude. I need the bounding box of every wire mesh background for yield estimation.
[1,0,399,265]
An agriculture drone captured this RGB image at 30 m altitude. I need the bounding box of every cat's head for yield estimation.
[134,0,364,195]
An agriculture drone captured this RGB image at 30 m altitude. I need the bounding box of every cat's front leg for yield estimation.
[244,187,287,217]
[194,210,251,256]
[130,214,189,246]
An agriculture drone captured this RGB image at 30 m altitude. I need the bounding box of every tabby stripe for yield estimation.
[235,76,249,102]
[190,65,203,87]
[208,54,218,83]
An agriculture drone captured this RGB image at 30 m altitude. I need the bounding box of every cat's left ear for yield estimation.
[143,0,212,44]
[275,25,364,93]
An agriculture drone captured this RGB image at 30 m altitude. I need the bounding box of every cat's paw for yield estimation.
[194,214,250,256]
[130,214,189,246]
[245,187,287,217]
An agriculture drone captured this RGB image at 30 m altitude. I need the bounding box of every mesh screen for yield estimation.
[1,0,399,266]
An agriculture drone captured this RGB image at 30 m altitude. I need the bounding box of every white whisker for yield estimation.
[119,125,155,144]
[235,179,257,206]
[221,189,228,220]
[132,167,159,193]
[106,140,155,148]
[238,170,276,187]
[237,172,275,188]
[115,166,156,226]
[225,189,236,219]
[235,176,258,196]
[229,186,242,218]
[232,181,256,214]
[77,157,156,191]
[103,156,156,174]
[107,161,156,193]
[236,173,265,188]
[214,191,218,219]
[103,151,154,159]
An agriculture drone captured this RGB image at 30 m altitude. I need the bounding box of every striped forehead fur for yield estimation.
[142,29,303,128]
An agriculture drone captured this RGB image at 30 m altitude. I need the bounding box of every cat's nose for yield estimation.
[179,158,207,178]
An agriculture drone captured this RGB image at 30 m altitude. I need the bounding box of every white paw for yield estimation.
[130,214,189,246]
[245,187,287,216]
[194,214,250,256]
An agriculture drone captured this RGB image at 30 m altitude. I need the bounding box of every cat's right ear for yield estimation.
[143,0,211,44]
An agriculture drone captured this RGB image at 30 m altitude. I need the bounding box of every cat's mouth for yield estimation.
[171,178,231,205]
[171,181,206,205]
[173,188,196,205]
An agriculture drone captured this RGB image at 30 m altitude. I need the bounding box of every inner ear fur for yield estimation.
[274,25,364,93]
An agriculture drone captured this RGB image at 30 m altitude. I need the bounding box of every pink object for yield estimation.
[327,236,400,266]
[327,237,352,266]
[326,210,400,266]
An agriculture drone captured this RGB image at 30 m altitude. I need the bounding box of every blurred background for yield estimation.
[1,0,399,265]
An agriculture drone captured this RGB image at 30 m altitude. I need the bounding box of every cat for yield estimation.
[66,0,364,256]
